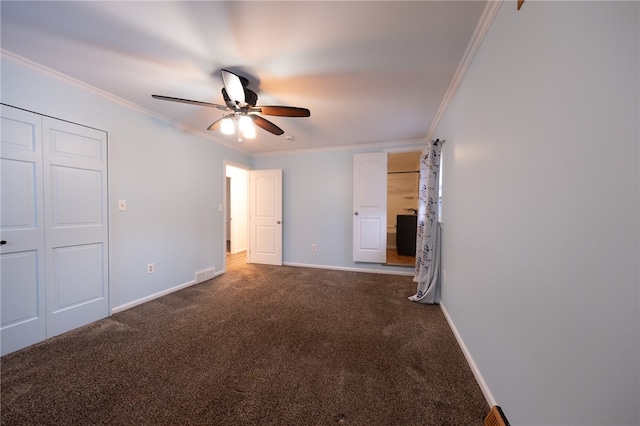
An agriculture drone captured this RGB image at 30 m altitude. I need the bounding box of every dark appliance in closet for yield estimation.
[396,214,417,256]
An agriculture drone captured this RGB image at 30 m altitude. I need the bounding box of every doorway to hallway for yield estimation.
[224,163,249,270]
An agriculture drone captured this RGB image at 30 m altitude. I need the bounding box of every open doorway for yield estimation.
[224,163,249,269]
[386,151,421,267]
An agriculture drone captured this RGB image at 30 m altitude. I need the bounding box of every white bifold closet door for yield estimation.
[1,105,109,356]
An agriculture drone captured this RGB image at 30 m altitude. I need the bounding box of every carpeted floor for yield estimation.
[1,262,488,425]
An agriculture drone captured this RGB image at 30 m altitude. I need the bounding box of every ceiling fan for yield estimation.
[152,69,310,142]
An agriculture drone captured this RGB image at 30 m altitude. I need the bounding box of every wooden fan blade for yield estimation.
[221,69,245,105]
[252,106,311,117]
[152,95,228,111]
[207,117,224,131]
[252,115,284,135]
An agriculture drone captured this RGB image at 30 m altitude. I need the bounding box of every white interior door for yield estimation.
[353,152,387,263]
[43,117,109,337]
[249,169,282,265]
[1,106,47,356]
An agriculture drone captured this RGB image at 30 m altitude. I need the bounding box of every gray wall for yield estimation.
[435,2,639,425]
[1,55,417,312]
[254,145,421,274]
[3,2,639,422]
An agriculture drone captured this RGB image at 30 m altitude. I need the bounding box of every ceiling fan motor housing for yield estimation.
[222,87,258,107]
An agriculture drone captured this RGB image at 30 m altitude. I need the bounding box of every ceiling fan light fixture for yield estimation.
[242,124,256,139]
[238,115,253,132]
[221,117,235,135]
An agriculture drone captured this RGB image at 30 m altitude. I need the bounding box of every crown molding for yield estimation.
[425,0,503,141]
[252,138,427,158]
[0,49,250,155]
[2,49,417,159]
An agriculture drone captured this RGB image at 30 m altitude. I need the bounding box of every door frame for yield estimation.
[351,147,424,265]
[223,160,250,272]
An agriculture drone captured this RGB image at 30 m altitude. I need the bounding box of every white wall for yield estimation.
[1,56,253,310]
[436,2,639,425]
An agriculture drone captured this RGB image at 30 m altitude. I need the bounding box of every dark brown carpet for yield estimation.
[1,263,487,425]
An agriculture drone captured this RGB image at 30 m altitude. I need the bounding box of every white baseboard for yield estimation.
[283,261,414,276]
[440,302,497,407]
[110,267,493,408]
[111,263,411,315]
[111,279,197,314]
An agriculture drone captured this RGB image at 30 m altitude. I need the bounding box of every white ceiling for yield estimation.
[1,1,487,155]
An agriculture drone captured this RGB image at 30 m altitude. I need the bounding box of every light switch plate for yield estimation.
[118,200,127,211]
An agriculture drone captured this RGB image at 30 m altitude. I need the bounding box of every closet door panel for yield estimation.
[0,106,46,356]
[43,117,109,338]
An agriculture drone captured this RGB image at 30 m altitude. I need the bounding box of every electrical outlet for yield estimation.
[147,263,155,274]
[312,244,317,251]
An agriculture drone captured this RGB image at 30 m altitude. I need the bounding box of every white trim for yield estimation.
[110,262,411,315]
[111,268,225,313]
[252,139,427,158]
[111,279,197,314]
[223,160,252,272]
[383,144,427,154]
[1,49,250,155]
[440,302,497,407]
[425,0,503,140]
[2,49,430,159]
[223,161,229,274]
[1,49,437,159]
[283,262,414,276]
[225,160,252,173]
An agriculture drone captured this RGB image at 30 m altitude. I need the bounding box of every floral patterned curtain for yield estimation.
[409,139,443,304]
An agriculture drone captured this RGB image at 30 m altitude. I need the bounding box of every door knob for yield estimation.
[354,211,359,216]
[0,240,6,245]
[277,221,281,224]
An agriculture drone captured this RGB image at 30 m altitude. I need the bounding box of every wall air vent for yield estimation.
[484,406,510,426]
